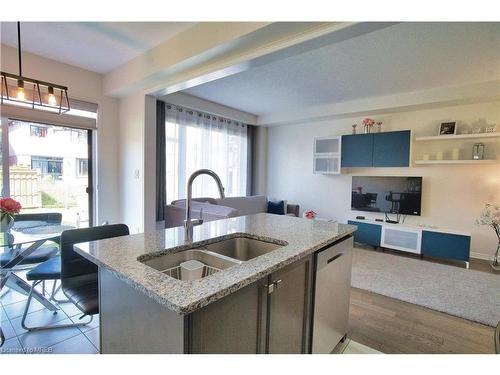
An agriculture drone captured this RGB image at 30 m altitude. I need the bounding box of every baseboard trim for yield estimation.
[470,252,491,261]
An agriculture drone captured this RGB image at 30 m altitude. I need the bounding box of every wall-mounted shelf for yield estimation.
[414,132,500,142]
[414,159,498,165]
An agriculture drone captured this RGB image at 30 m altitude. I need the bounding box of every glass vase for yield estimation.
[0,214,14,232]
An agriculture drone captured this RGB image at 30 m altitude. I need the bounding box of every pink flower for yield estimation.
[0,197,22,215]
[362,118,375,127]
[304,210,317,219]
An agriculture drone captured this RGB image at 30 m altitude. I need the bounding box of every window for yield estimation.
[31,156,63,178]
[71,129,87,143]
[77,158,89,177]
[165,105,248,204]
[30,125,47,137]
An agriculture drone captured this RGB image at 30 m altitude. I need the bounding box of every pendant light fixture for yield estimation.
[1,22,70,114]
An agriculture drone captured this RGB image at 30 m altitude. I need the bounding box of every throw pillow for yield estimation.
[267,200,286,215]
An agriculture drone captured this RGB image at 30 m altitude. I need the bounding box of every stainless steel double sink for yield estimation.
[140,236,285,281]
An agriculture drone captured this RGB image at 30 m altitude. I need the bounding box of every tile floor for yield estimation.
[1,278,99,354]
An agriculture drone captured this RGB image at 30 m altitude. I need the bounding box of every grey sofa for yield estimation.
[165,195,299,229]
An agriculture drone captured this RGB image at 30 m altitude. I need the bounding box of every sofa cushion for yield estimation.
[267,200,286,215]
[214,195,268,216]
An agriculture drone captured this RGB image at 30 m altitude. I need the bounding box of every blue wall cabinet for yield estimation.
[348,220,381,247]
[341,134,374,167]
[421,230,470,262]
[341,130,411,168]
[372,131,411,167]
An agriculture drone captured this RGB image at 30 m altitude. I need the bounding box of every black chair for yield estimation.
[0,213,62,268]
[20,224,129,331]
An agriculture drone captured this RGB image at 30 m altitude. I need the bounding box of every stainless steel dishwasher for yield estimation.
[312,236,353,353]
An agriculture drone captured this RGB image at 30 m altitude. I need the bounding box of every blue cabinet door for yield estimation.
[341,134,373,167]
[348,220,381,247]
[372,130,411,167]
[421,230,470,261]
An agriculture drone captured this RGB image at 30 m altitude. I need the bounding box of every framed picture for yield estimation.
[438,121,457,136]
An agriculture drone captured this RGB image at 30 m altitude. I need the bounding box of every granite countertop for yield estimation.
[74,213,356,315]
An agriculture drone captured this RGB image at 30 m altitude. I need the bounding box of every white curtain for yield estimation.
[165,104,248,204]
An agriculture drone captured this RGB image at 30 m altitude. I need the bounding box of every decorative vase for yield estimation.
[376,122,382,133]
[364,125,371,134]
[492,242,500,271]
[472,143,485,160]
[352,124,357,135]
[0,214,14,232]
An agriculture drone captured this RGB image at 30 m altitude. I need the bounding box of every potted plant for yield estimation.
[0,197,22,231]
[476,203,500,271]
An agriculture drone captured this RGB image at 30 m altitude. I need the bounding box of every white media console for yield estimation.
[348,218,471,268]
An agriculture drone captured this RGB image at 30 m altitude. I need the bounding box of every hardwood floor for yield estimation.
[349,287,496,354]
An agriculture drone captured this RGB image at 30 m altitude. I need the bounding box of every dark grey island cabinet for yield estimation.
[98,235,354,354]
[188,255,313,354]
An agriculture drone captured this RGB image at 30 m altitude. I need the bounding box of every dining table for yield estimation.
[0,220,74,346]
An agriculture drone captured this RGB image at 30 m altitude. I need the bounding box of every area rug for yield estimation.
[351,248,500,327]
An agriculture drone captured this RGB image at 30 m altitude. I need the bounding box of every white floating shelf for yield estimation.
[414,132,500,142]
[414,159,498,165]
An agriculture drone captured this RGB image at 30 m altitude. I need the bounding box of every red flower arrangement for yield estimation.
[303,210,317,219]
[0,197,22,223]
[362,118,375,127]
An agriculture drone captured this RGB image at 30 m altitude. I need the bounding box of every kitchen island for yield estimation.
[74,213,356,354]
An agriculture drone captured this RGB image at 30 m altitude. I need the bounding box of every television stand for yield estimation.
[347,218,471,268]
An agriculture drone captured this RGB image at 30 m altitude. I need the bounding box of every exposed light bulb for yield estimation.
[16,87,25,101]
[16,79,25,101]
[46,86,57,106]
[47,93,57,106]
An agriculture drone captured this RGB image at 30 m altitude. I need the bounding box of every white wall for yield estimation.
[1,44,121,224]
[118,93,146,233]
[266,101,500,259]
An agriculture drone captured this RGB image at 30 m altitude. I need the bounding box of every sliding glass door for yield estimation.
[1,119,93,227]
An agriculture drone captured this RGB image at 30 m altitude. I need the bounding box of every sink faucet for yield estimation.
[184,169,225,242]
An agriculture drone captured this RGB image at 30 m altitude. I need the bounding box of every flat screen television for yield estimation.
[351,176,422,216]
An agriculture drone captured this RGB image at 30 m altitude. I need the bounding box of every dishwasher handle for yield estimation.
[326,253,344,264]
[316,237,353,271]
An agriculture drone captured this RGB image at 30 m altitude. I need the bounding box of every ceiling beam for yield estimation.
[103,22,270,96]
[104,22,397,98]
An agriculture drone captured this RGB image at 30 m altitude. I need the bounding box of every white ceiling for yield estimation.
[0,22,195,73]
[183,22,500,116]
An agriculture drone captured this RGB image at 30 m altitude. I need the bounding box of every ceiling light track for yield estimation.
[0,21,70,114]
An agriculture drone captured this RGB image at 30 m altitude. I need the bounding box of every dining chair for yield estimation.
[20,224,129,331]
